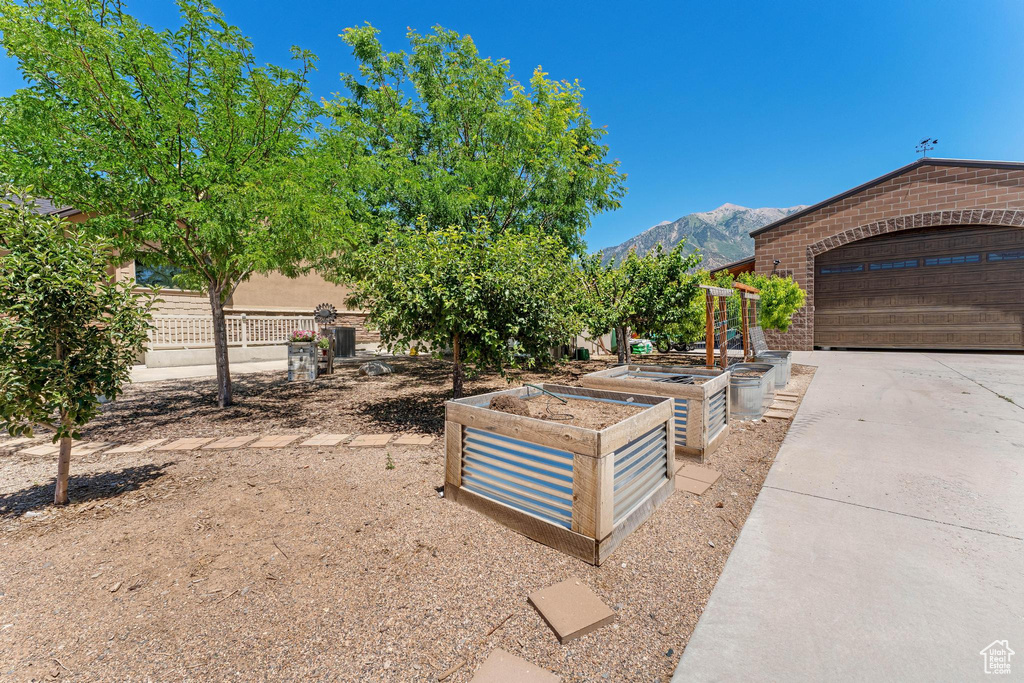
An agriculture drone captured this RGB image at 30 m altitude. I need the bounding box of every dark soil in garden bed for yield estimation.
[517,394,645,430]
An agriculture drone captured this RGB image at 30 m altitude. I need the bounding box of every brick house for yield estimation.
[751,158,1024,351]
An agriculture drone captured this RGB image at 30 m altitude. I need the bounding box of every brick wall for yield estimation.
[754,162,1024,350]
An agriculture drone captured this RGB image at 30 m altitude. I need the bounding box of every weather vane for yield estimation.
[916,137,938,158]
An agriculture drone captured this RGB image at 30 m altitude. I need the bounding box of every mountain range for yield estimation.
[598,203,807,269]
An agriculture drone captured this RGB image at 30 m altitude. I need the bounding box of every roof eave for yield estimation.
[749,158,1024,238]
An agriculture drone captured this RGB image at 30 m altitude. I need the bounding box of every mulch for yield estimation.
[0,355,815,682]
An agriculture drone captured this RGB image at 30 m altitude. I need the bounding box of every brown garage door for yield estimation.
[814,225,1024,349]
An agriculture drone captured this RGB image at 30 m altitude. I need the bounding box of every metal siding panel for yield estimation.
[461,427,574,529]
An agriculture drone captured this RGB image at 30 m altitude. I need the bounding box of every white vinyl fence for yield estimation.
[149,315,316,349]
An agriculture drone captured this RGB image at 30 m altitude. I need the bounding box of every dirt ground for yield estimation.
[0,355,814,682]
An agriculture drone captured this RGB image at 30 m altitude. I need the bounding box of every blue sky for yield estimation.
[2,0,1023,252]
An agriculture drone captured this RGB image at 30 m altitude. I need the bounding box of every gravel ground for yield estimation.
[0,356,815,682]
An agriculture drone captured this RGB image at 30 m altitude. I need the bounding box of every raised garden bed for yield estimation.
[444,384,675,565]
[579,364,730,462]
[728,362,777,420]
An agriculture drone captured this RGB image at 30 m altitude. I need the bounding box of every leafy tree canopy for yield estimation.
[324,24,626,256]
[348,222,580,398]
[0,0,355,406]
[0,188,154,503]
[580,244,702,362]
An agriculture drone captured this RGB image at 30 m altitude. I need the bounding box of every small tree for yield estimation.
[580,244,702,363]
[324,24,625,255]
[348,223,579,398]
[0,0,352,407]
[735,272,806,332]
[0,191,154,505]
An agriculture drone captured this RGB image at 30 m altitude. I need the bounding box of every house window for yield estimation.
[819,263,864,274]
[988,250,1024,262]
[923,254,980,266]
[869,259,918,271]
[135,254,186,288]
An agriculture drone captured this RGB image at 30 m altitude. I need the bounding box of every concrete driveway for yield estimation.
[674,351,1024,681]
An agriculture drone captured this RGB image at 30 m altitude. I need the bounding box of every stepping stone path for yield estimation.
[106,439,168,454]
[203,435,259,450]
[300,433,351,447]
[10,431,437,455]
[19,441,111,456]
[348,434,393,447]
[248,435,299,448]
[470,649,560,682]
[155,437,215,451]
[675,464,722,495]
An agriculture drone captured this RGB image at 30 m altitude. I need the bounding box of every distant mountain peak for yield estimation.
[599,203,807,269]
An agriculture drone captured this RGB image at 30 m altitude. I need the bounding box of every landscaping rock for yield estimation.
[489,395,531,417]
[358,361,393,377]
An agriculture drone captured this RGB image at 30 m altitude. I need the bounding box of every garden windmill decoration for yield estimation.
[313,303,338,375]
[314,302,338,326]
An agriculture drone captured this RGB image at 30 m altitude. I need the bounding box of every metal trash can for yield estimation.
[754,351,791,389]
[728,362,776,420]
[332,327,356,358]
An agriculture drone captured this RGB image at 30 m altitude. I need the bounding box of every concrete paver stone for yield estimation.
[675,465,722,495]
[348,434,394,447]
[527,577,616,644]
[469,648,560,682]
[203,435,260,450]
[300,434,351,447]
[155,437,215,451]
[248,435,300,448]
[392,435,434,446]
[106,439,168,454]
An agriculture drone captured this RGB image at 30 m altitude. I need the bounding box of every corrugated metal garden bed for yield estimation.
[579,364,730,462]
[443,383,675,565]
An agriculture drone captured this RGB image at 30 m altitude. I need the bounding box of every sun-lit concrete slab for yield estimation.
[674,351,1024,681]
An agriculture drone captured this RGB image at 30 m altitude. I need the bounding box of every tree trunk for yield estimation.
[616,326,626,364]
[623,326,632,364]
[54,422,71,505]
[209,283,233,408]
[452,333,464,399]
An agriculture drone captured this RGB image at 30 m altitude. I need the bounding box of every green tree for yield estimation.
[735,272,806,332]
[323,24,625,256]
[0,190,154,505]
[0,0,353,407]
[580,245,702,363]
[348,223,580,398]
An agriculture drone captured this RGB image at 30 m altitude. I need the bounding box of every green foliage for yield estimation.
[670,271,807,345]
[579,244,703,360]
[385,452,395,470]
[735,272,806,332]
[0,189,155,440]
[324,24,625,255]
[348,222,580,397]
[0,0,355,406]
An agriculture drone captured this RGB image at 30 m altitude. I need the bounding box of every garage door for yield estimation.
[814,225,1024,349]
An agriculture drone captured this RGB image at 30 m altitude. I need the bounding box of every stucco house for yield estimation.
[25,200,377,367]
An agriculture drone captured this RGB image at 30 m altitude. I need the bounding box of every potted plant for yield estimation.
[288,329,318,382]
